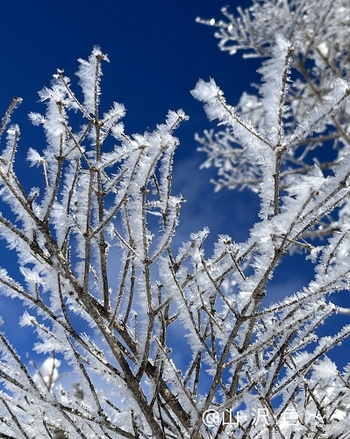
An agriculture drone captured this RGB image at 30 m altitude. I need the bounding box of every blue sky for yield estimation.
[0,0,349,374]
[0,0,258,246]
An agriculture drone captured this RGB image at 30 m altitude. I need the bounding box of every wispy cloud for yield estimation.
[172,151,260,252]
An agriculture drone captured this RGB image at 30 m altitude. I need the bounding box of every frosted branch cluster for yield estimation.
[0,0,350,437]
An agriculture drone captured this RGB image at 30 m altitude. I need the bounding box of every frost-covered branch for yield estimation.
[0,2,350,438]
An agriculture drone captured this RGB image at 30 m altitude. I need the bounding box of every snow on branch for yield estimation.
[0,2,350,437]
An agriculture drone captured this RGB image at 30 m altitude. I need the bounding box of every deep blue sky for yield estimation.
[0,0,258,246]
[0,0,348,372]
